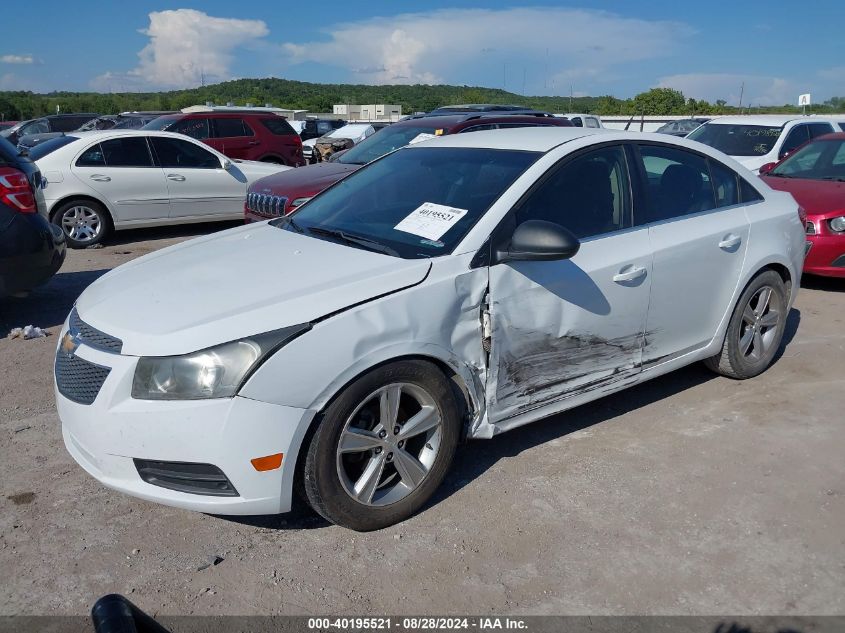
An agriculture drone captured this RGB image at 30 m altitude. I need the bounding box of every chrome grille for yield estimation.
[246,192,288,217]
[69,308,122,353]
[55,352,111,405]
[806,221,816,235]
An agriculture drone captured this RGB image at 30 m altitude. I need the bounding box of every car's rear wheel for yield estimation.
[703,270,788,379]
[52,199,109,248]
[303,360,460,531]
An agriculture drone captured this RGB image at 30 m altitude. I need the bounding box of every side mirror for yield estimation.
[495,219,580,264]
[221,158,233,170]
[759,162,777,175]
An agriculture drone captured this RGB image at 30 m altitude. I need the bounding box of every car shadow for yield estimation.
[0,269,110,337]
[103,220,242,247]
[801,274,845,293]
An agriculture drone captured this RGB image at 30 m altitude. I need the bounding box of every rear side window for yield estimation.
[570,117,583,127]
[585,117,601,128]
[259,118,296,136]
[76,143,106,167]
[740,179,764,203]
[214,118,253,138]
[839,123,845,132]
[638,144,716,222]
[98,137,153,167]
[167,117,210,140]
[708,159,739,207]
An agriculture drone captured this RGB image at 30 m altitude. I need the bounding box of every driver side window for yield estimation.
[150,137,220,169]
[513,145,632,239]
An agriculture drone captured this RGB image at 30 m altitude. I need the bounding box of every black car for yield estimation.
[0,137,65,297]
[0,113,99,146]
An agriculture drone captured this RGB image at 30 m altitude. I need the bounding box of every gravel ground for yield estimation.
[1,222,843,616]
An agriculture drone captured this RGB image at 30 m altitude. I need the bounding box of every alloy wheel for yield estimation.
[738,285,781,361]
[61,205,102,244]
[336,383,442,507]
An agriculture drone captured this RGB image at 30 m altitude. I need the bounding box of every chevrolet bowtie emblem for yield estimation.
[61,331,81,358]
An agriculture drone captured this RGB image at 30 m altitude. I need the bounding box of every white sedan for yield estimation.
[55,128,804,530]
[31,130,290,247]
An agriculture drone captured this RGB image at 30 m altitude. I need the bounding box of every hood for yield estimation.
[250,161,360,197]
[76,223,431,356]
[761,176,845,217]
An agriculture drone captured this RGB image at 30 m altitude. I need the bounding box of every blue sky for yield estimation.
[2,0,842,106]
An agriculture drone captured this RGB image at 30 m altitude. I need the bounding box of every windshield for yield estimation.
[338,124,445,165]
[771,138,845,181]
[27,135,79,161]
[687,123,783,156]
[273,147,539,258]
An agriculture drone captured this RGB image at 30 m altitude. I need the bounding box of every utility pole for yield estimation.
[738,81,744,111]
[569,85,573,111]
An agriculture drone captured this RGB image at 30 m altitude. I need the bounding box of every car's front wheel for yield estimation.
[52,199,110,248]
[303,360,461,531]
[704,270,788,379]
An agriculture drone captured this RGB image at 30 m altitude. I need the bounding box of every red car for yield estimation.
[143,110,305,167]
[760,132,845,278]
[244,112,573,221]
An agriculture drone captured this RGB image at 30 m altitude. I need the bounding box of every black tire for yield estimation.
[303,360,461,531]
[51,199,110,248]
[703,270,788,379]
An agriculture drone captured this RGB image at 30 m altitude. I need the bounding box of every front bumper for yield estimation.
[55,330,315,515]
[804,233,845,278]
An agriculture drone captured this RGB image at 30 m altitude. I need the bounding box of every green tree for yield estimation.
[631,88,686,115]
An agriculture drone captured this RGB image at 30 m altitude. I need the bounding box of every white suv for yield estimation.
[687,114,845,172]
[55,128,804,530]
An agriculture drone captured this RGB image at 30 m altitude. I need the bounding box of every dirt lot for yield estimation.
[1,223,843,616]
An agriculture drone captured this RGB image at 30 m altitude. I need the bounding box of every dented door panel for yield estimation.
[485,229,653,425]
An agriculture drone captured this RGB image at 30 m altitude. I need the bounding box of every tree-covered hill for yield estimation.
[1,78,843,121]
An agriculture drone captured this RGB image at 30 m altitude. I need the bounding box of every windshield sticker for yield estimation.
[408,133,437,145]
[394,202,469,241]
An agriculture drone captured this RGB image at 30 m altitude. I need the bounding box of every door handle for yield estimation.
[613,265,647,283]
[166,174,186,182]
[247,141,260,146]
[89,174,111,182]
[718,234,742,250]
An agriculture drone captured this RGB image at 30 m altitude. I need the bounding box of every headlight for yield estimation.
[132,324,310,400]
[829,216,845,233]
[291,197,312,208]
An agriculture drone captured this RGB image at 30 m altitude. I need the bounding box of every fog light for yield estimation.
[829,216,845,233]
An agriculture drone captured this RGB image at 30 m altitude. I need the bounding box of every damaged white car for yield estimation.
[55,128,805,530]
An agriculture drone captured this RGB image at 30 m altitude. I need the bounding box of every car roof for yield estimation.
[405,127,757,158]
[704,115,843,126]
[407,127,603,151]
[56,129,211,142]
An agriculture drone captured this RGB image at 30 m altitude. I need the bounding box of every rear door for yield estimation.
[211,117,255,159]
[148,135,244,219]
[634,143,750,365]
[71,136,170,222]
[486,143,653,423]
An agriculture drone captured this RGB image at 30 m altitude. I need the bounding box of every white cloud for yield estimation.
[657,73,804,107]
[1,54,35,64]
[282,8,691,87]
[93,9,268,90]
